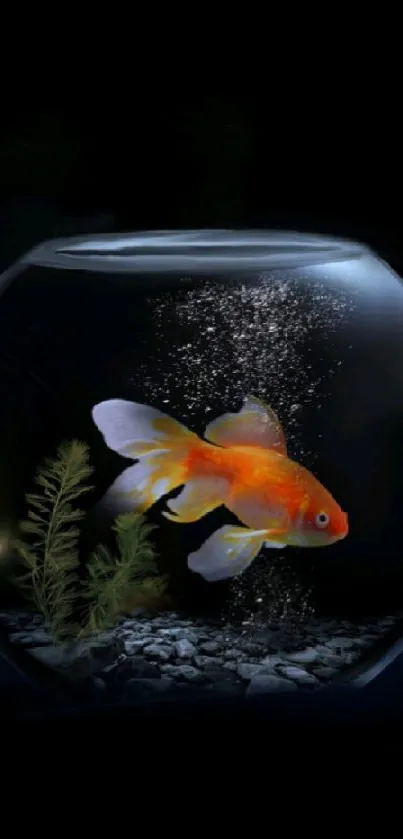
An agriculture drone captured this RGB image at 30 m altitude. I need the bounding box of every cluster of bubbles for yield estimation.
[129,270,355,626]
[222,552,316,629]
[135,271,353,429]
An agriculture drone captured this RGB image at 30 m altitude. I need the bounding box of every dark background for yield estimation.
[0,101,401,276]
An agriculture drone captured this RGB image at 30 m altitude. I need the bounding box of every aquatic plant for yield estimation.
[12,440,93,641]
[79,513,167,637]
[11,440,166,642]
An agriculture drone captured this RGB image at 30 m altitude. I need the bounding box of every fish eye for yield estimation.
[315,511,329,529]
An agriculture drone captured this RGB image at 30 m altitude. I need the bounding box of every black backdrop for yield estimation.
[0,102,402,276]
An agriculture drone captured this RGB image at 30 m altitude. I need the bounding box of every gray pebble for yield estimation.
[175,639,197,659]
[223,649,243,660]
[194,655,224,668]
[122,637,147,655]
[114,656,161,681]
[237,662,270,681]
[172,665,206,683]
[143,643,173,662]
[261,654,288,668]
[240,643,265,657]
[160,664,178,677]
[278,665,319,685]
[157,627,185,639]
[286,648,321,665]
[159,627,199,645]
[324,636,357,650]
[10,627,50,645]
[199,641,221,655]
[247,674,298,696]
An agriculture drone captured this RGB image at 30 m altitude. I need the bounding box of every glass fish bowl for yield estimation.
[0,230,402,703]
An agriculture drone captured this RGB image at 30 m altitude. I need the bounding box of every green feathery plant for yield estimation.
[11,440,166,643]
[12,440,93,641]
[79,513,167,637]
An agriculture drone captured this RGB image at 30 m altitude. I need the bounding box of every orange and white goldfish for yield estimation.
[91,395,348,582]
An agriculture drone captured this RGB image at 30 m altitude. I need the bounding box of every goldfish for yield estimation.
[91,395,348,582]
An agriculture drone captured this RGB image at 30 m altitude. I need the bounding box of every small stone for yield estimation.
[202,666,241,691]
[278,665,319,686]
[160,664,178,677]
[260,654,287,669]
[194,655,224,668]
[159,627,199,644]
[114,656,161,681]
[247,674,298,696]
[199,641,221,655]
[143,643,173,662]
[122,637,147,655]
[223,649,242,660]
[133,622,153,634]
[157,627,184,639]
[182,631,201,645]
[286,648,321,665]
[223,661,237,671]
[9,632,33,644]
[10,627,51,645]
[324,637,356,651]
[237,662,269,681]
[170,665,206,683]
[175,639,196,659]
[240,642,265,657]
[215,633,232,645]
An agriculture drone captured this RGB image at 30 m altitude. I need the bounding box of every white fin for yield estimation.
[92,399,196,460]
[204,394,287,454]
[264,539,287,548]
[187,525,284,582]
[91,399,202,514]
[95,458,180,516]
[162,477,229,523]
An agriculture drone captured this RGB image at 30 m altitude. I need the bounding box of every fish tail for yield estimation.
[92,399,201,516]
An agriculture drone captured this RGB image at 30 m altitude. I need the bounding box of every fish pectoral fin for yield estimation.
[263,528,288,548]
[204,394,287,455]
[187,525,273,582]
[162,477,229,523]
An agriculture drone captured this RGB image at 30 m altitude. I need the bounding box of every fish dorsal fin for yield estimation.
[204,395,287,454]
